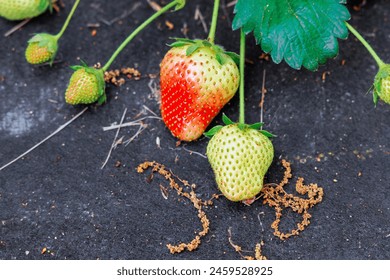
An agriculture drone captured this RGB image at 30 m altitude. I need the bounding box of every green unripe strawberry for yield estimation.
[25,33,58,65]
[65,64,106,105]
[374,65,390,105]
[206,121,274,203]
[380,78,390,104]
[0,0,51,21]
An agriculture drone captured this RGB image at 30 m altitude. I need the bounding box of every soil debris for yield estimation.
[165,20,174,30]
[259,53,270,61]
[137,161,214,254]
[104,68,141,86]
[262,160,324,240]
[228,227,267,260]
[41,247,54,256]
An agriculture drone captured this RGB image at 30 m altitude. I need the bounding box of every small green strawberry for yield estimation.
[373,64,390,105]
[25,33,58,64]
[65,64,106,105]
[160,39,240,141]
[0,0,51,21]
[25,0,80,65]
[206,115,274,203]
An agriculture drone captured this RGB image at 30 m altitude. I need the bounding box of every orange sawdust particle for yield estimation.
[165,20,174,30]
[137,161,213,254]
[104,67,141,86]
[262,160,324,240]
[255,242,267,260]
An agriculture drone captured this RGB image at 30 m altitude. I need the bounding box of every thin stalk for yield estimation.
[102,0,177,72]
[54,0,81,40]
[239,29,246,125]
[346,22,385,68]
[208,0,220,43]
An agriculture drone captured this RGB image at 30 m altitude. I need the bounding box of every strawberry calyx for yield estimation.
[48,0,56,13]
[43,0,53,13]
[204,113,276,138]
[69,62,106,105]
[26,33,58,64]
[373,64,390,105]
[168,38,240,65]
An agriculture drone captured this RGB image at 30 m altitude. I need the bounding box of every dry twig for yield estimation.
[102,115,161,131]
[101,108,127,169]
[0,107,88,171]
[4,19,31,37]
[100,3,142,26]
[194,6,208,34]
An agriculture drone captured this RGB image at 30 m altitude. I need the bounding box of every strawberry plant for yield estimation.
[65,0,186,105]
[205,30,275,204]
[25,0,80,65]
[0,0,52,21]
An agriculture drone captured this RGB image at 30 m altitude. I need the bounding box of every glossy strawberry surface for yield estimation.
[160,44,239,141]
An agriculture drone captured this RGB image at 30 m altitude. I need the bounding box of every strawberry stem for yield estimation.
[239,29,246,125]
[346,22,385,68]
[208,0,220,44]
[54,0,81,40]
[102,0,181,72]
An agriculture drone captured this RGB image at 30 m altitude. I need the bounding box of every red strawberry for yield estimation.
[160,39,240,141]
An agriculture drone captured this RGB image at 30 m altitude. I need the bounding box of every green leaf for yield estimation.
[238,123,246,130]
[70,65,83,71]
[222,114,234,125]
[202,40,213,47]
[232,0,351,71]
[28,33,58,53]
[373,91,379,106]
[215,52,228,65]
[170,37,195,43]
[260,130,276,138]
[225,51,240,65]
[168,41,189,48]
[97,93,107,105]
[249,122,264,130]
[204,125,224,138]
[186,43,201,56]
